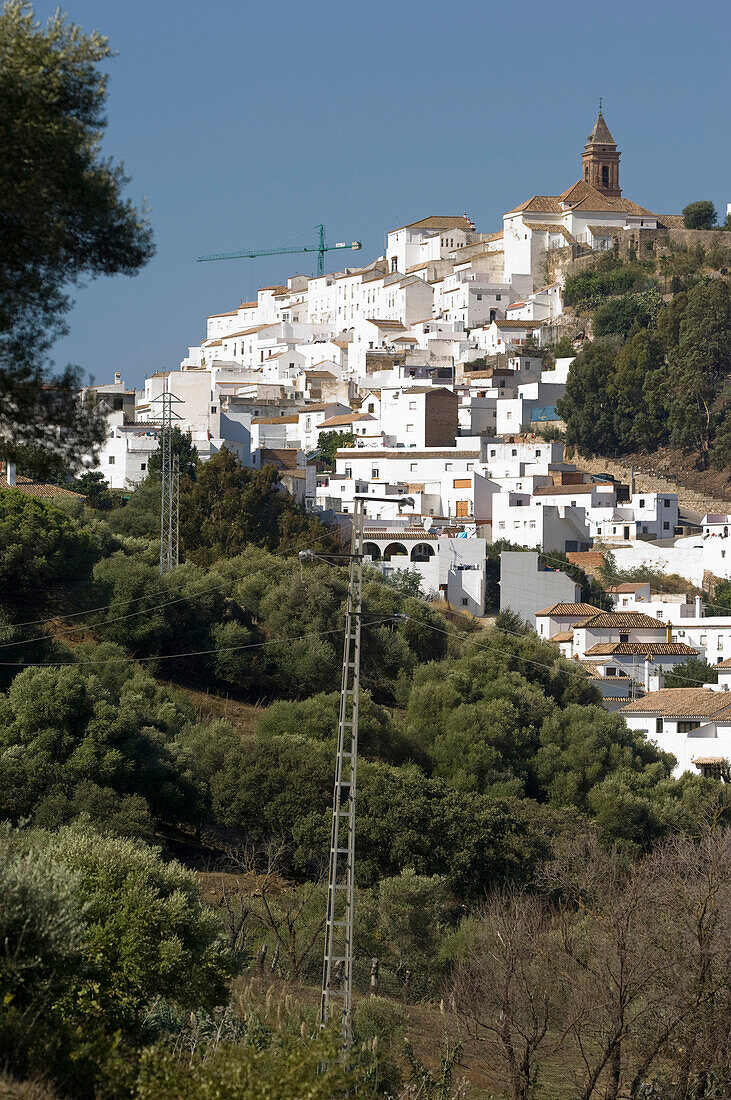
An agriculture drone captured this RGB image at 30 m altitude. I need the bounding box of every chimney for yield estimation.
[7,461,16,486]
[695,595,703,617]
[666,624,672,643]
[114,372,121,385]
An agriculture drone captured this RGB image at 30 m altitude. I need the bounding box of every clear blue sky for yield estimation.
[35,0,730,389]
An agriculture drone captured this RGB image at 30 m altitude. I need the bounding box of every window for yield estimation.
[535,449,541,457]
[108,456,115,464]
[305,417,311,429]
[656,611,663,618]
[466,463,474,471]
[498,521,505,530]
[406,424,414,432]
[496,294,501,301]
[677,721,701,733]
[511,448,517,456]
[461,598,469,606]
[140,463,146,471]
[700,635,707,646]
[368,403,375,413]
[490,449,496,457]
[445,462,453,471]
[345,467,352,477]
[620,632,629,643]
[656,717,664,733]
[602,165,610,188]
[410,463,418,472]
[371,468,379,479]
[211,405,217,413]
[477,293,482,300]
[639,498,645,507]
[408,401,417,410]
[663,522,670,530]
[390,257,397,272]
[664,499,670,507]
[607,667,616,677]
[506,411,512,419]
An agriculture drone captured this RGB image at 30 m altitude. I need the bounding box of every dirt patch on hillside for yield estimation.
[172,683,263,739]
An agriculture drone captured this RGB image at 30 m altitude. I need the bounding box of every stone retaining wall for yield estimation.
[571,454,729,516]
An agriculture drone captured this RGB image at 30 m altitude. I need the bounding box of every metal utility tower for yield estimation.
[149,392,184,575]
[320,497,365,1047]
[196,225,362,278]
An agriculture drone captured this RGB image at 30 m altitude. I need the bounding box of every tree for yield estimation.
[664,657,718,687]
[147,427,198,478]
[453,890,558,1100]
[666,279,731,466]
[179,448,339,565]
[71,470,114,510]
[710,578,731,615]
[557,342,619,456]
[683,200,718,230]
[0,656,205,833]
[317,429,354,470]
[0,824,234,1094]
[0,491,97,605]
[0,2,153,467]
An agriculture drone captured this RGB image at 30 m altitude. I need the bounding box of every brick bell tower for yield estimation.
[582,107,621,198]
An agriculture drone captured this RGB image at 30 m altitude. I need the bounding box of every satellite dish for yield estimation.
[423,516,434,532]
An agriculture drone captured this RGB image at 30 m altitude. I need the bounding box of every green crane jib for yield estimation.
[196,224,361,278]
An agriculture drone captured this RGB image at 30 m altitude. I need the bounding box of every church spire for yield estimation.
[582,109,621,197]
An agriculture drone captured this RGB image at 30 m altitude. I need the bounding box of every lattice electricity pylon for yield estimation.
[320,496,365,1048]
[149,392,184,575]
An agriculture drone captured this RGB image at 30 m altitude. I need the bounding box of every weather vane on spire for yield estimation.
[598,96,603,111]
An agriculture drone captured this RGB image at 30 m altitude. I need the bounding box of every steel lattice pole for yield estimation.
[320,497,364,1049]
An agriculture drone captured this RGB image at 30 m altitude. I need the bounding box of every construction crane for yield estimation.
[196,224,361,278]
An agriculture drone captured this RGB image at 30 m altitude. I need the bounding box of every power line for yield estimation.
[0,616,398,669]
[1,543,333,650]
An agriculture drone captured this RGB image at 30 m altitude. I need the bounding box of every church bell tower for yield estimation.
[582,109,621,198]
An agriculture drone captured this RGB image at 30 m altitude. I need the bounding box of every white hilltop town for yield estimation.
[57,110,731,774]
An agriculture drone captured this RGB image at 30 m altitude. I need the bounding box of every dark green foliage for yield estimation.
[557,341,620,455]
[552,335,576,358]
[0,653,205,833]
[317,429,354,469]
[147,427,198,478]
[0,824,233,1096]
[0,3,152,467]
[179,448,340,565]
[663,658,718,688]
[710,578,731,615]
[71,470,115,510]
[563,253,655,310]
[106,475,161,538]
[593,287,662,338]
[683,200,718,230]
[666,279,731,466]
[560,253,730,467]
[257,690,421,765]
[0,491,98,605]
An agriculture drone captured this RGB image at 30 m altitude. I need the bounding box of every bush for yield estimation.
[0,652,205,833]
[0,824,234,1095]
[0,491,97,605]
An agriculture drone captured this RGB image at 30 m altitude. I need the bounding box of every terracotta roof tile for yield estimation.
[584,642,698,656]
[535,602,603,617]
[574,611,664,629]
[621,688,731,717]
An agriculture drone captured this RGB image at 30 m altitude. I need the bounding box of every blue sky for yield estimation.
[35,0,730,389]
